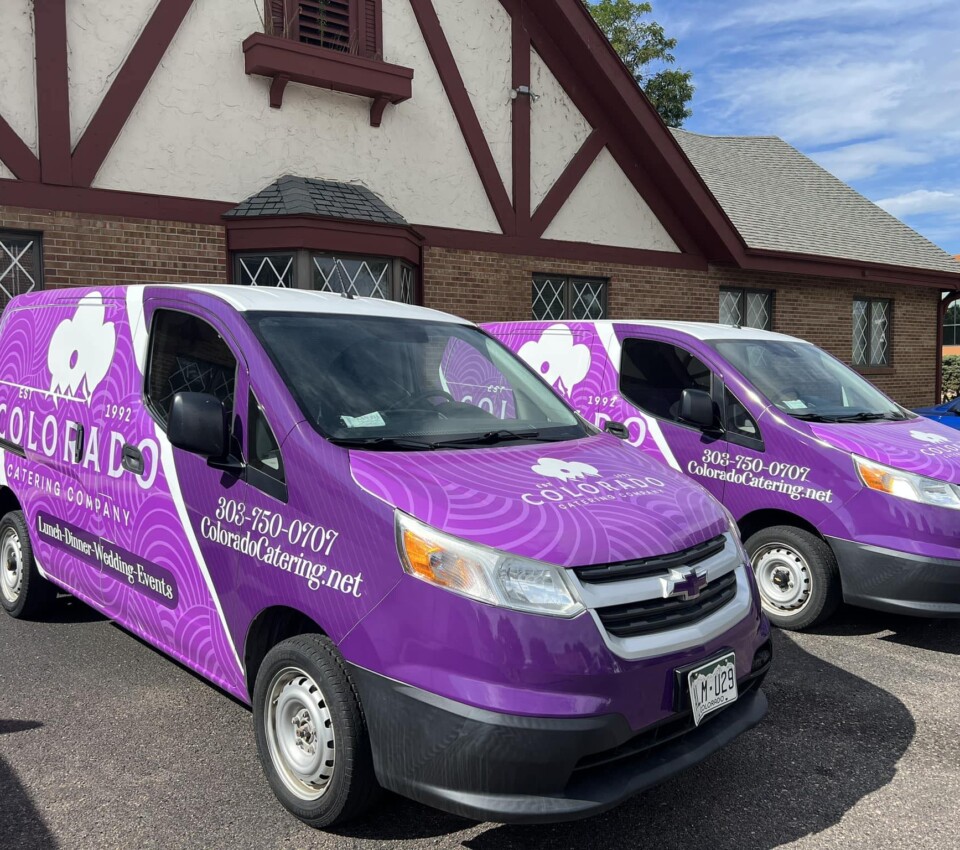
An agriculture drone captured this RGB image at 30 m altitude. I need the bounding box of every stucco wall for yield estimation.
[67,0,160,148]
[0,0,38,156]
[77,0,673,251]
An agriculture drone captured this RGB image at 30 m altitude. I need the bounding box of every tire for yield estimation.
[0,510,57,620]
[745,525,841,631]
[253,634,380,828]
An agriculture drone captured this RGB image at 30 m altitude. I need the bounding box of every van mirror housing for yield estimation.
[679,389,717,430]
[168,392,228,458]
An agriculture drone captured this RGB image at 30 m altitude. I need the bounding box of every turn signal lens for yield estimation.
[396,512,584,617]
[854,455,960,510]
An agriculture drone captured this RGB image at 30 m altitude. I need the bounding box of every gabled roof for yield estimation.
[225,175,407,226]
[672,130,960,275]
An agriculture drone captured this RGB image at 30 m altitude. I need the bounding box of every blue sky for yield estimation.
[652,0,960,256]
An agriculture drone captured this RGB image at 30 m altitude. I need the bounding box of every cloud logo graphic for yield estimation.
[531,457,600,482]
[48,292,117,404]
[518,325,591,397]
[910,430,951,445]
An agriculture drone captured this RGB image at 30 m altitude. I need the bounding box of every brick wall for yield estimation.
[0,206,226,291]
[422,246,940,408]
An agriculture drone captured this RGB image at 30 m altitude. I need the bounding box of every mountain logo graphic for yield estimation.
[48,292,117,404]
[531,458,600,482]
[910,430,951,445]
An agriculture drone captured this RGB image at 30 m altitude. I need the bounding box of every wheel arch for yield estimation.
[243,605,326,699]
[736,508,823,543]
[0,485,22,519]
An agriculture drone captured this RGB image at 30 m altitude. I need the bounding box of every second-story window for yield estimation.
[266,0,382,59]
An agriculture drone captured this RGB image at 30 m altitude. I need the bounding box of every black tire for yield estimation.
[0,510,57,620]
[745,525,841,631]
[253,634,380,828]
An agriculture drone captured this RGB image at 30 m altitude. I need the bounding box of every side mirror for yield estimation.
[603,420,630,440]
[679,388,717,430]
[168,392,228,458]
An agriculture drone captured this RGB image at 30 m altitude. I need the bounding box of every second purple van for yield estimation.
[486,321,960,630]
[0,288,769,828]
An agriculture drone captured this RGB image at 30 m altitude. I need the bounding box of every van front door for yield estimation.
[618,336,732,502]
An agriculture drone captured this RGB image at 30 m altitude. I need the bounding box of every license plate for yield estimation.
[687,652,738,726]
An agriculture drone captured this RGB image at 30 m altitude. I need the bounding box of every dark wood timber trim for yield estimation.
[418,224,707,269]
[72,0,196,187]
[227,216,424,266]
[0,116,40,182]
[511,3,532,235]
[408,0,515,235]
[34,0,72,185]
[531,129,605,236]
[0,179,232,224]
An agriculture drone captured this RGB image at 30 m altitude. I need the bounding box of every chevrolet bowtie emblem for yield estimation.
[660,568,709,601]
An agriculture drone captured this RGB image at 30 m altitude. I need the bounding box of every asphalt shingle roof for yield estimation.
[225,176,408,226]
[672,129,960,275]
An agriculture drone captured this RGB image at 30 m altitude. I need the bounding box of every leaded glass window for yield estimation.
[853,298,891,367]
[235,254,295,287]
[719,288,772,330]
[0,230,42,310]
[532,275,607,321]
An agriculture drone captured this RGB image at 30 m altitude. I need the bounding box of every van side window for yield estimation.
[249,394,285,483]
[724,388,760,441]
[147,310,237,427]
[620,339,712,423]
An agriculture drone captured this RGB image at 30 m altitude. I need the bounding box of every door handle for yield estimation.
[73,424,85,463]
[121,444,144,476]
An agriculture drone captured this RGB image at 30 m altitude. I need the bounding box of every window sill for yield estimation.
[242,34,413,127]
[854,365,894,376]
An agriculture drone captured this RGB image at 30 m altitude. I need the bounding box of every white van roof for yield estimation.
[171,284,473,325]
[609,320,807,344]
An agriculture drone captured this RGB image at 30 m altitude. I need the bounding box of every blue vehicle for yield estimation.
[915,398,960,429]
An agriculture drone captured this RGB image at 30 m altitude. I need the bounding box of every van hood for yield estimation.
[809,418,960,484]
[349,435,728,568]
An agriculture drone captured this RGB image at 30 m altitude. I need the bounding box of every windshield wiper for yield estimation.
[788,413,841,422]
[328,436,439,451]
[832,411,905,422]
[433,428,551,448]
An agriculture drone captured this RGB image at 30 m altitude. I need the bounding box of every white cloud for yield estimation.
[877,190,960,217]
[811,141,931,182]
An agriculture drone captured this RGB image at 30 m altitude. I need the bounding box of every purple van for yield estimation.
[486,321,960,631]
[0,287,769,827]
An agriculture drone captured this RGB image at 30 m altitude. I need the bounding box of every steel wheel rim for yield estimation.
[0,527,23,605]
[265,666,336,802]
[752,542,812,617]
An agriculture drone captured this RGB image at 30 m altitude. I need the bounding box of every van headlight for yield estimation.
[854,455,960,510]
[396,512,585,617]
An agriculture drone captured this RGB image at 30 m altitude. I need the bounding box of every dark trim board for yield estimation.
[34,0,72,186]
[72,0,197,187]
[0,118,39,183]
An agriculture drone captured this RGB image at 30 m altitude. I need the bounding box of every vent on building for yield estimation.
[265,0,381,59]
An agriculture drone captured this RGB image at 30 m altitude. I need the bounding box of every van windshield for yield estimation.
[249,313,589,449]
[711,340,911,423]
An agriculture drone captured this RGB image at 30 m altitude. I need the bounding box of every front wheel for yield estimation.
[253,634,380,829]
[746,525,841,631]
[0,510,57,620]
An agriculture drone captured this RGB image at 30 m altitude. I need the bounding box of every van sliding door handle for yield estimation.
[73,424,85,463]
[121,444,144,476]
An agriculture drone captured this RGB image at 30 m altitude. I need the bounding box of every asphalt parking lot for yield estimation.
[1,599,957,850]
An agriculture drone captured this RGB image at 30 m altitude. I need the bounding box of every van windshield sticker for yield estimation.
[341,412,386,429]
[783,399,807,410]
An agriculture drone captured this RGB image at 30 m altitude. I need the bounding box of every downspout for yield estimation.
[936,290,960,403]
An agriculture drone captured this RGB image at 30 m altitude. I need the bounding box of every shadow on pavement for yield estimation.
[812,606,960,656]
[338,629,915,849]
[0,721,57,849]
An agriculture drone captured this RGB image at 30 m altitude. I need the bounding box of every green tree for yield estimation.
[942,355,960,402]
[584,0,694,127]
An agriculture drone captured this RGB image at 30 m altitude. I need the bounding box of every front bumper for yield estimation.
[830,537,960,617]
[349,654,769,824]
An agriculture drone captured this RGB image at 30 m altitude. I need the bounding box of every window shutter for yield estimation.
[361,0,382,59]
[265,0,286,37]
[297,0,352,52]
